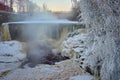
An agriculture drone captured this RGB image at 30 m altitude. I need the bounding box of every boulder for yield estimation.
[0,41,27,78]
[0,41,26,63]
[61,33,88,58]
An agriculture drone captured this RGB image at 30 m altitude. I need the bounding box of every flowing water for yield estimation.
[2,21,83,49]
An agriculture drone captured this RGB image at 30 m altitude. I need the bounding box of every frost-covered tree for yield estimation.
[71,0,81,21]
[79,0,120,80]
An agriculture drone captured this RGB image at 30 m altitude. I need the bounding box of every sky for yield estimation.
[31,0,72,12]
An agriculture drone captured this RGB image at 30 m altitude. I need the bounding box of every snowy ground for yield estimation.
[0,41,26,63]
[0,40,94,80]
[1,60,87,80]
[70,74,94,80]
[0,41,26,78]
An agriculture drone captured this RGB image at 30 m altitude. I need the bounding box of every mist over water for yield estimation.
[21,12,59,42]
[18,12,71,66]
[20,12,77,47]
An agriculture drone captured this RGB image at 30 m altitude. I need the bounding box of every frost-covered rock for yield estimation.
[1,60,83,80]
[69,74,94,80]
[61,33,89,58]
[0,62,21,78]
[0,41,27,78]
[61,32,95,72]
[0,41,26,63]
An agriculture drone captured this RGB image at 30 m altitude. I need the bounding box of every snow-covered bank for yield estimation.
[0,41,26,78]
[61,32,95,71]
[0,41,26,63]
[0,40,92,80]
[1,60,84,80]
[0,38,95,80]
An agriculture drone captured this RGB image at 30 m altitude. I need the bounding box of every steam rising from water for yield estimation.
[21,12,60,42]
[19,12,69,66]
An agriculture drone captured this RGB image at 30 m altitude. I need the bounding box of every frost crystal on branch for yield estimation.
[79,0,120,80]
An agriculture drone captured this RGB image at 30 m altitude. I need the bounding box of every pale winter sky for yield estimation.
[31,0,72,11]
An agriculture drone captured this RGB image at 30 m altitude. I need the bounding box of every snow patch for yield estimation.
[0,41,26,62]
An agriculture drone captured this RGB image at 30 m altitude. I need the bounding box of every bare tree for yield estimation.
[42,3,48,11]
